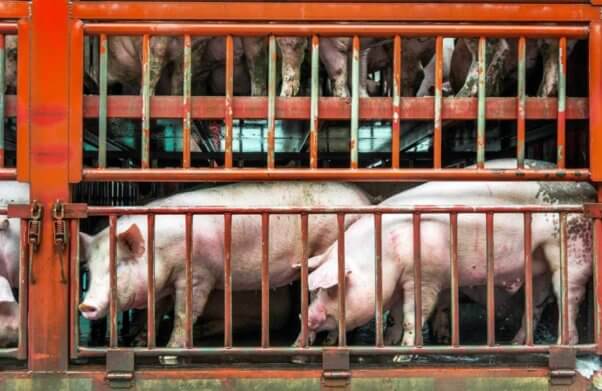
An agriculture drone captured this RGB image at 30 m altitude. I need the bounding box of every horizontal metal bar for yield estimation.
[82,23,589,38]
[0,348,18,358]
[72,3,598,22]
[85,204,584,216]
[0,24,18,34]
[82,168,591,182]
[82,96,589,120]
[75,343,598,357]
[0,169,18,180]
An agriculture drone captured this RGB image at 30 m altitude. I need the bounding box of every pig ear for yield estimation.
[79,232,93,263]
[117,224,145,259]
[308,263,352,291]
[308,253,327,271]
[0,218,9,231]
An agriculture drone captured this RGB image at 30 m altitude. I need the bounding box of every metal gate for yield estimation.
[1,1,602,390]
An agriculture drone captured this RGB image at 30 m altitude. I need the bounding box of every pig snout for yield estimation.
[307,302,327,331]
[79,300,107,320]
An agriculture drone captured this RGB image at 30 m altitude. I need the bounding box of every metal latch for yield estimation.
[8,201,43,284]
[549,346,576,387]
[321,349,351,390]
[52,200,68,283]
[106,350,135,389]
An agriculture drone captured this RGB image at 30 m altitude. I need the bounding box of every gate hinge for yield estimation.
[51,201,87,283]
[321,349,351,390]
[106,350,135,389]
[549,346,576,387]
[9,201,43,284]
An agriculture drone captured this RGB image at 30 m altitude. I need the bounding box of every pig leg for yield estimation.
[167,274,215,348]
[430,290,451,344]
[148,36,172,96]
[512,273,552,345]
[320,38,351,98]
[384,295,403,345]
[393,281,440,363]
[277,37,307,97]
[243,37,268,96]
[537,39,558,97]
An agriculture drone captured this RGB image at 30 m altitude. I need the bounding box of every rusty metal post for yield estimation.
[267,36,276,169]
[517,37,526,169]
[182,35,192,169]
[557,37,567,169]
[391,35,401,169]
[310,35,319,169]
[28,0,71,370]
[434,36,443,169]
[590,21,602,181]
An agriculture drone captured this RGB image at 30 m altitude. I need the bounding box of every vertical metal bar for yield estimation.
[147,214,156,348]
[486,212,495,346]
[98,34,108,169]
[557,37,567,169]
[18,219,29,360]
[225,35,234,168]
[141,34,151,169]
[434,36,443,169]
[267,36,276,169]
[413,212,423,347]
[524,212,534,345]
[223,213,233,348]
[391,35,401,169]
[16,20,30,182]
[374,213,383,347]
[261,213,270,348]
[300,213,309,347]
[450,212,459,347]
[477,37,487,169]
[109,215,118,348]
[182,34,192,169]
[560,212,569,344]
[68,219,79,359]
[337,213,346,346]
[0,33,5,169]
[350,36,360,169]
[185,213,193,348]
[590,21,602,183]
[310,35,319,169]
[517,37,526,169]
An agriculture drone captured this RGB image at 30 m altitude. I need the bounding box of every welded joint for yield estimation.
[321,349,351,390]
[106,350,135,389]
[548,346,576,386]
[583,203,602,219]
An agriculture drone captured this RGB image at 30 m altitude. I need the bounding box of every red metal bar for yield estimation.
[185,213,193,348]
[391,35,401,169]
[109,215,118,349]
[261,213,270,348]
[74,343,599,358]
[182,34,192,169]
[86,205,584,216]
[16,20,29,182]
[413,212,423,347]
[450,212,459,347]
[433,36,443,169]
[69,219,79,359]
[337,213,346,347]
[300,214,309,347]
[225,35,234,168]
[557,37,567,169]
[147,214,156,348]
[223,213,232,348]
[596,188,602,354]
[524,212,534,346]
[82,23,590,37]
[18,218,28,360]
[82,168,591,183]
[309,35,319,169]
[486,212,495,346]
[590,21,602,181]
[82,96,589,121]
[560,212,569,344]
[0,3,28,19]
[374,213,383,347]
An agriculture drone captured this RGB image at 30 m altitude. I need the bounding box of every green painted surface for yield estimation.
[3,377,92,391]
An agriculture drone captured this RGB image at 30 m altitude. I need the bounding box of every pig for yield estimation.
[277,37,308,97]
[415,38,455,97]
[79,182,372,348]
[301,159,594,358]
[0,276,18,348]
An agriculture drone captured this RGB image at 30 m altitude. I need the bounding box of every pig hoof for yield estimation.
[159,355,180,366]
[291,355,308,365]
[392,354,414,363]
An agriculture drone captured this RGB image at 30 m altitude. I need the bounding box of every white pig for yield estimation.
[79,182,372,348]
